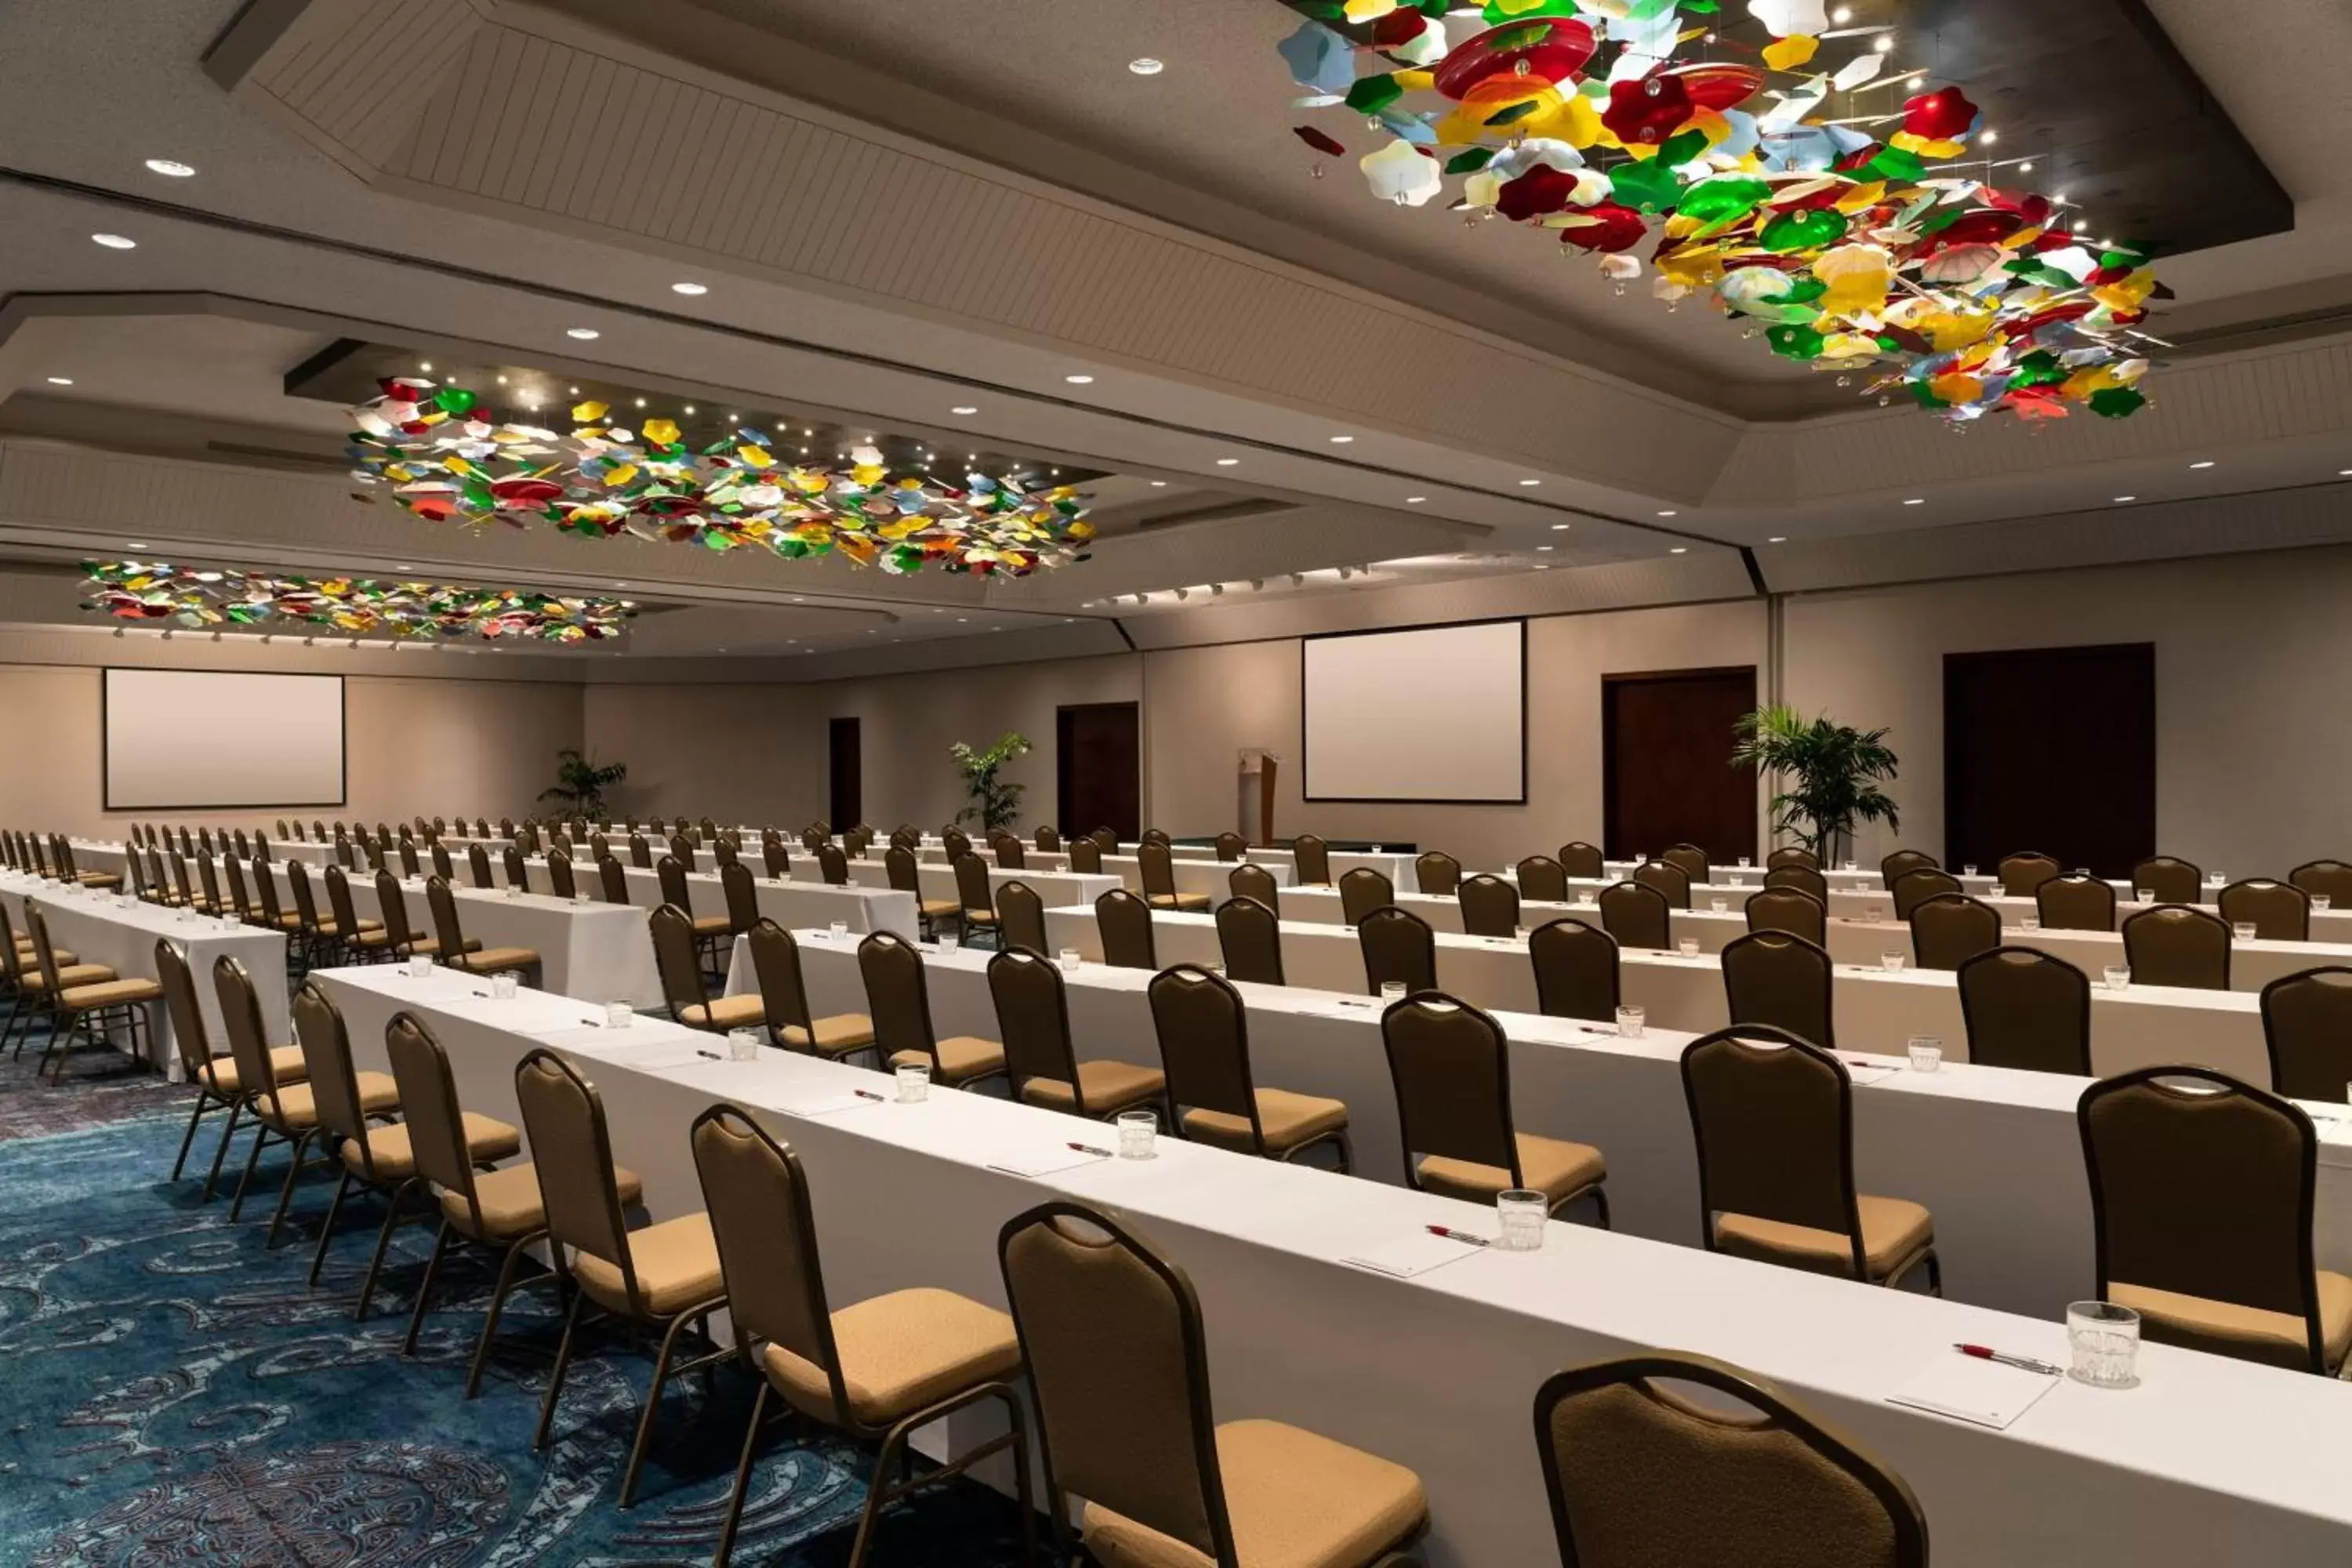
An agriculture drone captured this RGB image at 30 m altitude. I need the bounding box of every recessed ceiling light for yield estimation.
[1831,4,1853,19]
[143,158,197,177]
[1669,546,1690,554]
[1064,374,1094,385]
[1129,56,1163,75]
[951,405,978,415]
[1656,509,1678,517]
[1549,522,1570,530]
[1519,478,1542,487]
[45,376,72,386]
[2018,161,2034,174]
[1534,564,1551,571]
[1903,497,1926,506]
[1405,495,1426,504]
[125,540,149,549]
[566,328,601,340]
[634,397,647,408]
[1216,457,1240,466]
[2340,469,2352,477]
[684,405,696,415]
[1766,535,1788,543]
[1329,434,1354,444]
[670,281,708,296]
[2112,495,2136,503]
[2188,460,2214,470]
[1149,480,1167,487]
[91,233,136,249]
[1873,31,1894,51]
[1977,129,1998,146]
[1537,545,1554,552]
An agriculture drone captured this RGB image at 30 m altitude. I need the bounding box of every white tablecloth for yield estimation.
[313,960,2352,1567]
[838,859,1123,912]
[1101,855,1295,902]
[524,859,919,942]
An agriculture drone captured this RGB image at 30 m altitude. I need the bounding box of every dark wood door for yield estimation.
[828,717,861,829]
[1058,702,1141,841]
[1944,644,2154,880]
[1602,667,1759,864]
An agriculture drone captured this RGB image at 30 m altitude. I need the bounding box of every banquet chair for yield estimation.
[253,832,273,866]
[0,904,113,1063]
[1909,893,2002,971]
[1722,930,1835,1047]
[762,838,790,880]
[993,834,1027,870]
[1140,840,1211,912]
[513,1048,730,1507]
[996,879,1048,954]
[250,858,303,946]
[1889,869,1962,920]
[1682,1024,1939,1292]
[1745,887,1826,946]
[156,939,303,1198]
[430,842,455,882]
[1529,917,1620,1023]
[285,862,365,967]
[859,931,1006,1090]
[2220,878,2311,942]
[2079,1066,2350,1375]
[597,855,630,905]
[466,843,495,890]
[2136,855,2205,905]
[397,838,421,878]
[425,877,542,987]
[324,866,399,964]
[1228,861,1279,907]
[1068,837,1103,873]
[1515,855,1569,903]
[16,902,154,1080]
[649,905,764,1035]
[1880,848,1940,886]
[953,854,1003,947]
[215,954,395,1245]
[588,831,612,864]
[372,870,447,960]
[1764,863,1829,902]
[1139,828,1171,849]
[942,827,973,862]
[1958,948,2091,1076]
[498,818,515,837]
[656,855,731,978]
[1292,833,1333,887]
[1035,825,1060,853]
[199,828,217,855]
[993,947,1167,1120]
[545,851,577,900]
[887,827,918,853]
[999,1200,1429,1568]
[1632,859,1691,909]
[56,839,120,891]
[2123,905,2231,990]
[220,855,267,925]
[1214,895,1285,986]
[1415,851,1462,898]
[276,818,290,838]
[745,920,875,1062]
[502,844,528,888]
[194,853,230,916]
[886,845,960,939]
[668,832,697,869]
[1458,873,1520,938]
[2038,874,2118,933]
[801,825,829,855]
[817,844,851,886]
[695,1108,1033,1568]
[1534,1352,1929,1568]
[390,1014,641,1395]
[630,833,653,869]
[1384,990,1609,1223]
[1150,964,1351,1171]
[335,837,357,871]
[1214,831,1247,862]
[1597,880,1671,951]
[517,823,542,854]
[1661,844,1710,886]
[2263,967,2352,1102]
[1097,888,1158,971]
[1359,905,1437,997]
[1339,866,1396,926]
[1998,852,2062,897]
[1559,841,1606,879]
[2289,858,2352,908]
[718,859,762,941]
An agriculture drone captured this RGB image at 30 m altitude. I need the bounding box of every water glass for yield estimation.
[1865,904,1887,923]
[728,1027,761,1063]
[2134,887,2154,905]
[1058,946,1082,972]
[2233,922,2257,942]
[895,1062,930,1102]
[1880,950,1906,973]
[2103,964,2131,992]
[937,933,960,955]
[1841,859,1858,873]
[572,891,591,905]
[2067,1301,2142,1388]
[1116,1109,1158,1160]
[2315,895,2334,913]
[1737,856,1752,869]
[1676,938,1700,958]
[1380,980,1408,1004]
[1963,864,1979,877]
[1709,898,1727,914]
[829,920,849,940]
[504,884,522,900]
[1495,1189,1548,1251]
[606,999,634,1028]
[1614,1004,1646,1040]
[2020,916,2041,933]
[405,955,433,978]
[491,971,518,1000]
[1907,1036,1943,1073]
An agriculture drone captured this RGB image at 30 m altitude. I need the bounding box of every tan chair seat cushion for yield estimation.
[342,927,395,949]
[1417,1134,1606,1210]
[1083,1417,1428,1568]
[575,1211,724,1318]
[919,898,962,919]
[343,1112,520,1181]
[763,1287,1021,1428]
[779,1012,876,1055]
[450,946,540,974]
[691,913,734,936]
[1147,892,1214,912]
[681,993,768,1031]
[447,1161,643,1240]
[1715,1195,1935,1282]
[24,962,118,992]
[14,944,79,966]
[1021,1058,1167,1117]
[891,1036,1006,1083]
[266,1072,398,1131]
[58,976,165,1010]
[195,1046,308,1096]
[2112,1272,2352,1374]
[398,935,445,956]
[1182,1087,1349,1155]
[312,917,386,937]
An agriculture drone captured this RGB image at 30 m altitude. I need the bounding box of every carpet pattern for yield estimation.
[0,1025,1037,1566]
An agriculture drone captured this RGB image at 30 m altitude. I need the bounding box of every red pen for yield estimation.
[1067,1141,1114,1158]
[1425,1225,1492,1247]
[1955,1343,2062,1376]
[852,1089,884,1102]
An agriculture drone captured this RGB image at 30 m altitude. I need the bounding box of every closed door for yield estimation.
[828,717,861,827]
[1945,644,2154,879]
[1058,702,1141,841]
[1602,667,1759,863]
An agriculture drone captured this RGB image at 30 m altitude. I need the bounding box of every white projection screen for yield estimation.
[1302,621,1526,803]
[103,669,346,810]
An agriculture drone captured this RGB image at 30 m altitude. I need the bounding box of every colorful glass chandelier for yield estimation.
[80,561,634,644]
[347,381,1095,576]
[1279,0,2165,423]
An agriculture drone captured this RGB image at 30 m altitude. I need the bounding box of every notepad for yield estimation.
[1886,1355,2058,1430]
[1338,1230,1488,1279]
[772,1091,874,1119]
[519,1024,619,1051]
[1839,1059,1905,1087]
[986,1147,1112,1179]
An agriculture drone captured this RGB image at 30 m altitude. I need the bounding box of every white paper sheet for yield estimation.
[986,1147,1112,1179]
[1339,1229,1490,1279]
[1886,1354,2060,1430]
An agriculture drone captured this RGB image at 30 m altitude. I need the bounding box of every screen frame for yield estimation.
[1299,617,1530,806]
[101,667,350,811]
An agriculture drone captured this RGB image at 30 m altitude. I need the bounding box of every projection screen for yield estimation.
[103,669,346,809]
[1302,620,1526,803]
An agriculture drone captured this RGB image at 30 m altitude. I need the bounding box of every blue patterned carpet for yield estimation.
[0,1029,1036,1566]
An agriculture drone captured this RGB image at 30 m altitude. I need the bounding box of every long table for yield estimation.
[836,858,1123,912]
[520,859,919,941]
[312,960,2352,1566]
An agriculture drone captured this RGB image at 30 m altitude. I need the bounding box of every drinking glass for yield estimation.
[1116,1109,1158,1160]
[1709,898,1728,914]
[405,956,433,979]
[2067,1301,2141,1388]
[1676,938,1700,957]
[1495,1189,1548,1252]
[1880,950,1906,973]
[1058,946,1082,972]
[829,920,848,939]
[895,1062,930,1102]
[2134,888,2154,905]
[728,1027,761,1062]
[1963,864,1979,877]
[606,999,633,1027]
[2315,895,2334,913]
[1614,1004,1645,1040]
[1736,856,1751,869]
[1907,1036,1942,1073]
[1380,981,1407,1004]
[1865,904,1887,923]
[937,933,960,954]
[2020,916,2041,933]
[2103,965,2130,992]
[1841,859,1858,873]
[2233,922,2257,942]
[491,971,518,1000]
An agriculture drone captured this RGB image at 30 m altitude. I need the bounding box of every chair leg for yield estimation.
[401,1218,455,1354]
[170,1093,215,1181]
[1589,1184,1612,1231]
[308,1167,354,1287]
[532,1286,586,1451]
[713,1381,771,1568]
[848,1428,909,1568]
[201,1099,245,1201]
[263,1128,318,1247]
[354,1178,420,1321]
[466,1233,543,1397]
[619,1307,702,1508]
[227,1123,276,1221]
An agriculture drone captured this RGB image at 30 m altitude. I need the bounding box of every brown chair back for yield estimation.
[995,836,1028,871]
[720,860,760,933]
[1036,826,1061,853]
[1358,905,1436,996]
[745,919,815,1045]
[1149,967,1266,1153]
[998,880,1049,954]
[1515,855,1569,903]
[1227,862,1278,908]
[1415,851,1461,898]
[1214,896,1283,986]
[1998,852,2060,897]
[1890,869,1962,921]
[1763,864,1828,902]
[690,1105,848,1416]
[152,937,216,1080]
[1744,887,1825,946]
[466,843,494,889]
[2288,859,2352,907]
[858,931,942,1067]
[629,833,653,869]
[1682,1024,1864,1276]
[544,852,575,900]
[2261,967,2352,1103]
[1458,873,1520,938]
[514,1048,644,1308]
[2037,874,2117,933]
[989,948,1083,1105]
[1909,894,2000,971]
[597,855,630,903]
[422,876,477,970]
[1097,887,1158,971]
[1088,828,1118,855]
[1213,833,1246,863]
[1338,866,1394,926]
[2080,1067,2328,1372]
[1661,844,1709,886]
[1138,840,1185,905]
[1958,947,2091,1076]
[1529,917,1619,1022]
[1383,993,1521,1185]
[1290,834,1332,886]
[883,844,921,897]
[2123,905,2231,989]
[1879,849,1939,886]
[655,854,695,917]
[816,844,849,886]
[764,839,791,880]
[1721,931,1834,1047]
[942,828,974,861]
[429,842,454,882]
[212,954,292,1123]
[953,853,996,917]
[374,869,430,956]
[2135,856,2204,905]
[1558,841,1605,879]
[397,838,421,878]
[385,1012,494,1228]
[501,844,527,887]
[648,904,716,1023]
[668,832,697,867]
[2220,878,2310,942]
[323,864,370,948]
[1597,880,1671,951]
[285,860,326,936]
[1633,859,1690,909]
[292,979,372,1160]
[1069,837,1104,874]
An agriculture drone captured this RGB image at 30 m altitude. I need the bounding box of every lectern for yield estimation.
[1237,750,1279,848]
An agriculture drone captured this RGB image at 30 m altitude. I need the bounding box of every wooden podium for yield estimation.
[1237,750,1279,848]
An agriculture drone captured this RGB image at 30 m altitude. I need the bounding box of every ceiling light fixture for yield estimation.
[2189,460,2214,470]
[1550,522,1570,530]
[2112,495,2136,503]
[1766,535,1788,543]
[1149,479,1168,487]
[1537,545,1554,552]
[1064,374,1094,384]
[566,327,600,339]
[91,233,136,249]
[1519,477,1541,487]
[1129,56,1164,75]
[2018,161,2034,174]
[951,405,978,415]
[1670,546,1690,554]
[1831,3,1853,20]
[1656,509,1678,517]
[45,376,72,385]
[1216,457,1240,466]
[1405,495,1426,503]
[670,281,709,296]
[1330,434,1354,444]
[1903,497,1926,506]
[143,158,197,177]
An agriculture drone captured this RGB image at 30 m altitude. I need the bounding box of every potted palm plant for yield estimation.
[539,749,627,818]
[949,732,1032,834]
[1731,704,1900,864]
